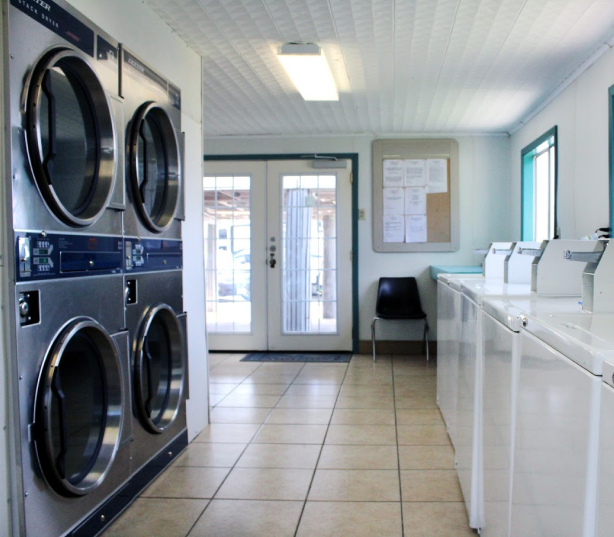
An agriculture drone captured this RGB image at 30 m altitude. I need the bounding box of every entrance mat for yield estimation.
[241,352,352,363]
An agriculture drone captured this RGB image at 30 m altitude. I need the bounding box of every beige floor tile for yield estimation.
[209,374,250,384]
[252,424,327,444]
[172,442,247,467]
[397,425,451,445]
[343,373,394,386]
[215,468,313,500]
[284,384,341,396]
[208,354,229,367]
[308,469,400,501]
[188,500,303,537]
[335,395,395,410]
[394,396,439,409]
[402,502,475,536]
[331,408,396,425]
[401,470,464,502]
[325,424,397,445]
[141,467,230,499]
[105,498,207,537]
[216,394,281,408]
[194,424,261,443]
[393,367,436,377]
[211,364,261,376]
[236,443,321,469]
[255,362,305,373]
[209,394,225,406]
[293,373,346,385]
[339,384,394,397]
[209,383,238,395]
[297,502,403,537]
[276,395,337,408]
[232,383,289,395]
[394,385,437,398]
[350,354,392,366]
[209,407,271,424]
[266,408,333,424]
[398,445,455,469]
[318,445,398,469]
[396,409,445,426]
[243,373,297,385]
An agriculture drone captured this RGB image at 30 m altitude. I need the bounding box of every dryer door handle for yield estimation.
[51,369,69,479]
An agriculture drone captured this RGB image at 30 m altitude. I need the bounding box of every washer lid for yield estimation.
[128,102,181,233]
[33,318,123,497]
[134,304,185,434]
[25,48,117,227]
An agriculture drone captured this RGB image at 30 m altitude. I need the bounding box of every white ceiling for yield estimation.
[144,0,614,136]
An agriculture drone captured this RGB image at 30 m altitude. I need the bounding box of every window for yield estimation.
[521,127,557,241]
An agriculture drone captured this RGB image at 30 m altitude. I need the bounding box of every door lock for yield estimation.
[269,253,277,268]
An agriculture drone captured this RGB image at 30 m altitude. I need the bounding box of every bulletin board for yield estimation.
[372,138,460,253]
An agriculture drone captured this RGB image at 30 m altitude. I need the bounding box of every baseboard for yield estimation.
[358,340,437,356]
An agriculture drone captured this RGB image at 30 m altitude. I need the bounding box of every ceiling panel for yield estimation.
[145,0,614,135]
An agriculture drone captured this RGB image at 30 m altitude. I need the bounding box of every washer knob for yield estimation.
[19,298,29,318]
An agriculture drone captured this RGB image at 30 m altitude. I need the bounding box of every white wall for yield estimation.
[66,0,208,441]
[204,134,513,341]
[511,46,614,239]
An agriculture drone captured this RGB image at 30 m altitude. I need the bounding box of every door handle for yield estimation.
[269,253,277,268]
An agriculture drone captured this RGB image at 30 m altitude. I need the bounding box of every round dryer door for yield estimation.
[25,48,117,227]
[34,319,123,497]
[128,102,181,233]
[134,304,185,433]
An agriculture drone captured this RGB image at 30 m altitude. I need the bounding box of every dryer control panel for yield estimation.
[15,232,124,281]
[124,238,182,272]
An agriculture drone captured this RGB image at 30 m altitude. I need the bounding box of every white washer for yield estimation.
[480,297,583,537]
[597,358,614,535]
[513,312,614,537]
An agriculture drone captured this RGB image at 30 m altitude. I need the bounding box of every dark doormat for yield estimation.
[241,352,352,363]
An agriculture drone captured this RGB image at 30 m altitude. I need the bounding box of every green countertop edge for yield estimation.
[430,265,483,280]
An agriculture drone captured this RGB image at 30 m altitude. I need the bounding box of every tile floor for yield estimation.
[105,353,475,536]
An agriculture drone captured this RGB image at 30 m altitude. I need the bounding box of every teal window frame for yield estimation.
[521,126,558,240]
[608,84,614,232]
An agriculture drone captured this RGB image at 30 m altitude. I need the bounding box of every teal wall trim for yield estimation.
[204,153,360,353]
[609,85,614,234]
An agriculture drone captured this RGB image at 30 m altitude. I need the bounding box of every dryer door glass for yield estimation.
[130,103,180,232]
[27,50,116,227]
[35,321,122,496]
[135,305,184,433]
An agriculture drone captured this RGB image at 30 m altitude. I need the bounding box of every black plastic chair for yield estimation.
[371,277,430,362]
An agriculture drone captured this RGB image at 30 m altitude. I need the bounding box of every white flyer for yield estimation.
[383,188,404,215]
[383,215,404,243]
[383,160,404,187]
[405,187,427,215]
[405,215,427,243]
[426,159,448,193]
[404,159,426,187]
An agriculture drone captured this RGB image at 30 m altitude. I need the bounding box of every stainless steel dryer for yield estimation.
[124,238,188,473]
[121,47,184,239]
[7,0,124,235]
[13,232,132,537]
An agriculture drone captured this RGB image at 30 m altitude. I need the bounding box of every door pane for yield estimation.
[203,175,252,334]
[281,174,337,334]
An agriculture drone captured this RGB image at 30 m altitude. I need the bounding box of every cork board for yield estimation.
[372,139,460,253]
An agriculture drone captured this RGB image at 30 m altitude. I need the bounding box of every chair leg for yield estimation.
[371,318,377,363]
[423,320,430,361]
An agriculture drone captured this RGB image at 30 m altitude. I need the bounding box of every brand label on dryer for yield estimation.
[11,0,95,57]
[123,49,168,99]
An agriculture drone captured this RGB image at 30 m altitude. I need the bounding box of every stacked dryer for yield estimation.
[5,1,131,535]
[120,46,189,476]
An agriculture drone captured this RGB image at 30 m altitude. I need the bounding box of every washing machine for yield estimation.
[7,0,124,236]
[13,232,132,537]
[512,312,614,537]
[121,46,184,239]
[124,238,188,475]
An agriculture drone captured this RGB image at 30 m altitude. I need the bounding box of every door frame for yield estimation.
[203,153,359,353]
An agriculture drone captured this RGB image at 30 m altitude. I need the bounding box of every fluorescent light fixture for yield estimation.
[277,43,339,101]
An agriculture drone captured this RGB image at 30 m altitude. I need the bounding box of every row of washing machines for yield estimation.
[437,238,614,536]
[4,1,188,535]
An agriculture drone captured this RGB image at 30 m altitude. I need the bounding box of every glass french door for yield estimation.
[203,159,352,351]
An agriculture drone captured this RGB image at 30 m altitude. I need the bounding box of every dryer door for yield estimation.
[128,102,181,232]
[33,318,123,497]
[134,304,185,433]
[25,48,117,227]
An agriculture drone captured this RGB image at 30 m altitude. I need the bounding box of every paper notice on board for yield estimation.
[383,160,404,187]
[426,159,448,193]
[384,215,404,243]
[383,188,404,215]
[404,159,426,187]
[405,187,427,215]
[406,215,427,243]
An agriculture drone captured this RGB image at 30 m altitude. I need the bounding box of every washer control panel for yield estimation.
[15,232,123,281]
[124,238,182,272]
